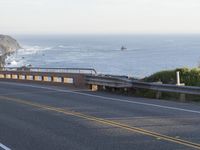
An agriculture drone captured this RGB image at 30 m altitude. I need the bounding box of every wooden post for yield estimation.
[155,81,163,99]
[180,93,186,102]
[156,91,162,99]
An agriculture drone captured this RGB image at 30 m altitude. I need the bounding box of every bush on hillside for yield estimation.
[143,68,200,86]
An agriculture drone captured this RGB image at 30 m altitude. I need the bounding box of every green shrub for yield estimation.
[143,67,200,86]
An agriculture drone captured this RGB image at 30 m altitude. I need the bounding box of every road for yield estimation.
[0,81,200,150]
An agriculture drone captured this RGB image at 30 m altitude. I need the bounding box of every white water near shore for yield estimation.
[5,35,200,78]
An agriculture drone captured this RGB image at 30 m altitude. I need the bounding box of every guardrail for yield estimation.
[1,67,200,99]
[0,67,97,75]
[85,75,200,96]
[86,75,132,88]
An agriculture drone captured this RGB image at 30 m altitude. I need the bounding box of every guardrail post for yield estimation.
[176,71,186,101]
[180,93,186,102]
[156,91,162,99]
[96,85,103,90]
[176,71,180,85]
[154,81,163,99]
[112,88,115,92]
[176,71,185,86]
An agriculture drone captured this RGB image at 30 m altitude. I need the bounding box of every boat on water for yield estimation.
[121,46,127,51]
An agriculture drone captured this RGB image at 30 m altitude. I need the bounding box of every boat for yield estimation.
[121,46,127,51]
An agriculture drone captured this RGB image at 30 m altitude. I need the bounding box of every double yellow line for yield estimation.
[1,95,200,149]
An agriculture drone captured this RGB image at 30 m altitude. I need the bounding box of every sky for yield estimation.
[0,0,200,34]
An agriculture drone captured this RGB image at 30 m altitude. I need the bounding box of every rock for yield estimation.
[0,35,21,55]
[0,35,21,67]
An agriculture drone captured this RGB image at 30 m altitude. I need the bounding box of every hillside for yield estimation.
[0,35,21,55]
[0,35,21,67]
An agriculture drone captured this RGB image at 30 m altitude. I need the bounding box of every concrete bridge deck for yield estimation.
[0,81,200,150]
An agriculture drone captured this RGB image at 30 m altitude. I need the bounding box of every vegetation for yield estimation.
[143,67,200,86]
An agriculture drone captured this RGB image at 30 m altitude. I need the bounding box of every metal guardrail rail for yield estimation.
[86,75,200,95]
[86,75,132,88]
[0,67,97,74]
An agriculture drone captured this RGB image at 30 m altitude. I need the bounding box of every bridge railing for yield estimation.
[0,67,97,87]
[0,67,97,75]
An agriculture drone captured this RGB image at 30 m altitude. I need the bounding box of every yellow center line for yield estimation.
[0,95,200,149]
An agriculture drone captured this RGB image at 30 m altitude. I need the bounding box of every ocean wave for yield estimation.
[58,45,78,49]
[10,60,18,66]
[58,45,67,48]
[5,58,24,67]
[5,45,52,67]
[17,45,53,55]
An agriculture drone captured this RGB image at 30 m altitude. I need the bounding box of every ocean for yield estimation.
[5,34,200,78]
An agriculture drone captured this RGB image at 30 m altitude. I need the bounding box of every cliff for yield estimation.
[0,35,21,55]
[0,35,21,67]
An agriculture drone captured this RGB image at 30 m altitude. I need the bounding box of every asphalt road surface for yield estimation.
[0,81,200,150]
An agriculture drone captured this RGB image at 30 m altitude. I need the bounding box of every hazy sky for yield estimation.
[1,0,200,34]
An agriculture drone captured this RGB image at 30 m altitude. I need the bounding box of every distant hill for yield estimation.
[0,35,21,67]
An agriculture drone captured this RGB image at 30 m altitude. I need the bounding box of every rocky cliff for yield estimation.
[0,35,21,55]
[0,35,21,67]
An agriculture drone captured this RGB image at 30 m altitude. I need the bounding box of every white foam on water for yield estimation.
[58,45,78,49]
[18,45,52,55]
[5,57,24,67]
[10,60,18,66]
[58,45,67,48]
[5,45,53,67]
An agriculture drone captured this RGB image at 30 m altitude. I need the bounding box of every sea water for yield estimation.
[6,34,200,78]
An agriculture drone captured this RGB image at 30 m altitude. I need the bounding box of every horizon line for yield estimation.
[6,32,200,36]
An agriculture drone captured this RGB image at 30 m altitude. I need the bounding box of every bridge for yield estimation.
[0,67,200,150]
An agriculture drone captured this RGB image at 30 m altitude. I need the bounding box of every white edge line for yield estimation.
[0,143,11,150]
[1,81,200,114]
